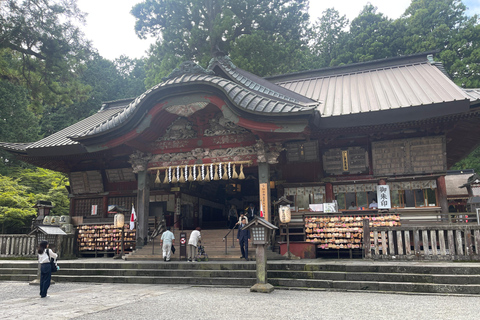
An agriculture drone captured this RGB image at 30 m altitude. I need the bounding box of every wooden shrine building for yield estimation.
[1,52,480,251]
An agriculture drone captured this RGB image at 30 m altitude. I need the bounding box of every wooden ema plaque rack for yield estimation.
[77,224,136,257]
[304,213,401,253]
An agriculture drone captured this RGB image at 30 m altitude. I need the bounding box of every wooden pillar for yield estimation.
[69,198,76,218]
[258,162,271,222]
[436,175,448,214]
[325,183,334,202]
[136,170,150,248]
[102,195,109,218]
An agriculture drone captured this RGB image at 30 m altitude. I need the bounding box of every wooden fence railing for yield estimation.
[0,235,37,257]
[0,234,76,258]
[363,220,480,261]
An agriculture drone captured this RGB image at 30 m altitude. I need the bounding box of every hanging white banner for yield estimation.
[377,185,391,209]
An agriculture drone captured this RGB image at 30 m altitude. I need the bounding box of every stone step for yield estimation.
[2,260,480,295]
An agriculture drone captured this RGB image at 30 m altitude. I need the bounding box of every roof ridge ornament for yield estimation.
[207,55,237,71]
[163,61,215,81]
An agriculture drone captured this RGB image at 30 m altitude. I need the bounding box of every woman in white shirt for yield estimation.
[37,240,57,298]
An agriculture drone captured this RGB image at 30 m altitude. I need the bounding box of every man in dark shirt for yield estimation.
[237,217,250,261]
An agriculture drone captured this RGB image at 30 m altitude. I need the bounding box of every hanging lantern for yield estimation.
[163,169,168,184]
[279,205,291,224]
[239,164,245,180]
[114,213,125,228]
[155,170,161,184]
[232,164,238,179]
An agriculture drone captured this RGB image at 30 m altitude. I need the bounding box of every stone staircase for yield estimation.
[1,260,480,295]
[126,228,272,261]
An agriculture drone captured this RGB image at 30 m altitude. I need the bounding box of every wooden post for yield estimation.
[363,219,371,259]
[258,162,271,222]
[447,230,455,256]
[405,231,411,256]
[136,170,150,248]
[439,230,447,255]
[396,231,403,256]
[325,183,334,203]
[414,230,421,258]
[436,176,449,215]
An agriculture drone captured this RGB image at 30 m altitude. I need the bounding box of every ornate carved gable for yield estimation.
[204,114,249,136]
[159,118,196,141]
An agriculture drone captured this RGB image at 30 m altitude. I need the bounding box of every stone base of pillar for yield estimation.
[250,283,274,293]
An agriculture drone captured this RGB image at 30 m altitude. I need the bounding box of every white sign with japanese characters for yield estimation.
[376,185,391,209]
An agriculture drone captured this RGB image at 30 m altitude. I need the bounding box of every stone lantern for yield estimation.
[242,217,278,293]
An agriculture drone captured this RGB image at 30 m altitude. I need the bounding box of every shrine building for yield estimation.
[1,52,480,253]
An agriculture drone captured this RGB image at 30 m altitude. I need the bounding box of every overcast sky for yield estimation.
[76,0,480,61]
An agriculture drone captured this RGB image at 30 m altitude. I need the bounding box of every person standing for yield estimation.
[228,205,238,229]
[160,226,175,262]
[37,240,57,298]
[237,217,250,261]
[245,203,257,221]
[187,227,201,262]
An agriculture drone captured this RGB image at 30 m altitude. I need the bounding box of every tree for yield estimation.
[0,175,36,234]
[132,0,310,80]
[330,4,398,66]
[0,79,40,175]
[0,0,91,113]
[310,8,349,68]
[40,54,147,136]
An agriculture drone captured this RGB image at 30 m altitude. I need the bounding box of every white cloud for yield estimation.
[77,0,155,60]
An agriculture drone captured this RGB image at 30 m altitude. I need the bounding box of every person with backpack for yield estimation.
[37,240,57,298]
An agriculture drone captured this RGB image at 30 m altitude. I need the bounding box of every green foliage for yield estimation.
[0,168,69,233]
[451,146,480,174]
[0,79,40,175]
[0,0,91,114]
[133,0,310,83]
[0,175,36,234]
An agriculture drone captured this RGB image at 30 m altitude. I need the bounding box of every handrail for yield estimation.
[223,224,237,239]
[222,225,238,254]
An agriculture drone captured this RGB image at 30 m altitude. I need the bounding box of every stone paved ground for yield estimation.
[1,281,479,320]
